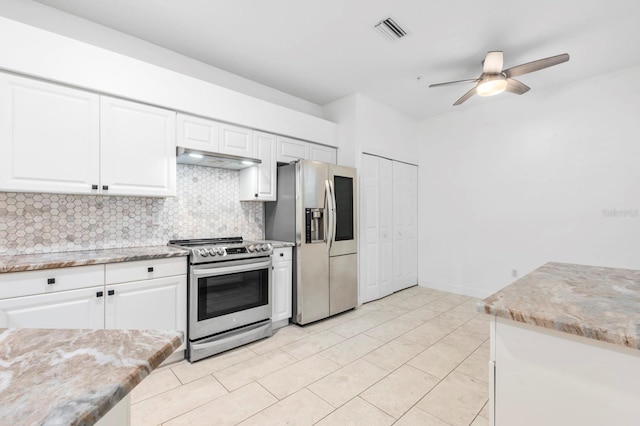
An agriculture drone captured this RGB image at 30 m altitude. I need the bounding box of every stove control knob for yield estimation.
[208,248,216,256]
[217,248,225,256]
[198,249,209,257]
[265,243,273,252]
[255,244,263,252]
[248,244,256,252]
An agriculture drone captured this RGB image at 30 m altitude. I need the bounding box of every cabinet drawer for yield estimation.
[272,247,292,263]
[106,257,187,284]
[0,265,105,299]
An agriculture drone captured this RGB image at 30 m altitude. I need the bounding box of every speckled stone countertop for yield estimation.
[0,328,182,425]
[479,262,640,350]
[0,246,188,273]
[256,240,295,248]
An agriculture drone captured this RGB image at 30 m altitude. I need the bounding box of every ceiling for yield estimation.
[34,0,640,120]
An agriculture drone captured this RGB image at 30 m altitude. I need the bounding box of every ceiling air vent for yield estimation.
[374,17,407,41]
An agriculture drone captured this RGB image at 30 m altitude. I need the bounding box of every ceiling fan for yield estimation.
[429,51,570,105]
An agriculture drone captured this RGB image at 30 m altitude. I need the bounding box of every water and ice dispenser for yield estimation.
[305,208,325,243]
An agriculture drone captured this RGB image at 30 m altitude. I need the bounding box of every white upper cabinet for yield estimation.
[276,135,336,165]
[310,144,337,164]
[276,136,309,164]
[219,123,253,158]
[176,113,219,152]
[0,72,100,195]
[100,96,176,197]
[239,131,277,201]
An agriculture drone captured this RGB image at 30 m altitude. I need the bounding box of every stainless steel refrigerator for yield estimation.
[265,160,358,325]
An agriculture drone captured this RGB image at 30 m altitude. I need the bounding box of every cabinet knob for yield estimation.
[280,253,284,257]
[147,267,154,272]
[96,291,104,298]
[102,185,109,190]
[255,193,258,198]
[47,278,56,285]
[91,184,98,190]
[107,290,115,296]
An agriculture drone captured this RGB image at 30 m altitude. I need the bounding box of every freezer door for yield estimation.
[296,243,330,324]
[329,253,358,315]
[329,164,358,256]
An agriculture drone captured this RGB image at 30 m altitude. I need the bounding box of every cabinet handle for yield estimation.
[255,193,258,198]
[102,185,109,190]
[107,290,115,296]
[147,267,154,272]
[280,253,284,257]
[47,278,56,285]
[96,291,104,298]
[91,184,98,190]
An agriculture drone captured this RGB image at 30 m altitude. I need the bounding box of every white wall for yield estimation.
[0,0,323,118]
[323,93,420,167]
[418,65,640,298]
[323,94,358,167]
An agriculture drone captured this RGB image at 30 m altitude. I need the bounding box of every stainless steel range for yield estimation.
[168,237,273,362]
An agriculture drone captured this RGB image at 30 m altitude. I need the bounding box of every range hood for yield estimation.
[176,147,261,170]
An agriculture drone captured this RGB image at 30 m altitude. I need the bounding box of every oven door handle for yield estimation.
[192,259,272,276]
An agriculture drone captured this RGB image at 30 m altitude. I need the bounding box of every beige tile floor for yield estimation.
[131,286,490,426]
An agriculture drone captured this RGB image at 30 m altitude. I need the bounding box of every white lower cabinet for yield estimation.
[0,286,105,329]
[105,276,187,348]
[0,257,187,353]
[271,247,292,328]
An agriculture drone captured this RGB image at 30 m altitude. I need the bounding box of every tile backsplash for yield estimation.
[0,164,264,256]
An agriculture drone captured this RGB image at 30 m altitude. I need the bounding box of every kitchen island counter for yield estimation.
[479,261,640,349]
[480,262,640,426]
[0,245,188,273]
[0,328,182,425]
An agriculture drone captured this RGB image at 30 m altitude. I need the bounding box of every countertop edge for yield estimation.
[478,302,640,350]
[81,332,183,424]
[0,246,189,273]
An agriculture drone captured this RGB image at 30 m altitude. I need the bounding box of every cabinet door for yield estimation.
[240,131,277,201]
[310,144,337,164]
[177,113,219,152]
[272,259,292,324]
[105,275,187,349]
[0,72,100,194]
[100,96,176,197]
[276,136,309,163]
[0,286,105,329]
[219,123,253,158]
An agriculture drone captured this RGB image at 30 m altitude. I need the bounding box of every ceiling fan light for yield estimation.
[477,75,507,97]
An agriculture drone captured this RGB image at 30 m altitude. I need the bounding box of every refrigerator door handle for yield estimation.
[325,179,335,252]
[328,179,337,251]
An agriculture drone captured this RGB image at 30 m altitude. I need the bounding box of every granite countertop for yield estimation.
[0,328,182,425]
[0,246,188,273]
[257,240,295,248]
[479,262,640,350]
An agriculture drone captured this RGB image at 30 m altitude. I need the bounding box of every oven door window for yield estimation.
[198,268,269,321]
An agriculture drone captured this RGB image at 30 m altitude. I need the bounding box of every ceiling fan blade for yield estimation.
[429,78,479,88]
[503,53,570,78]
[483,51,503,74]
[453,86,477,106]
[505,78,530,95]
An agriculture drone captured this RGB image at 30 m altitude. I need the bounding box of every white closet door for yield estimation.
[360,154,380,303]
[392,161,418,291]
[378,157,394,297]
